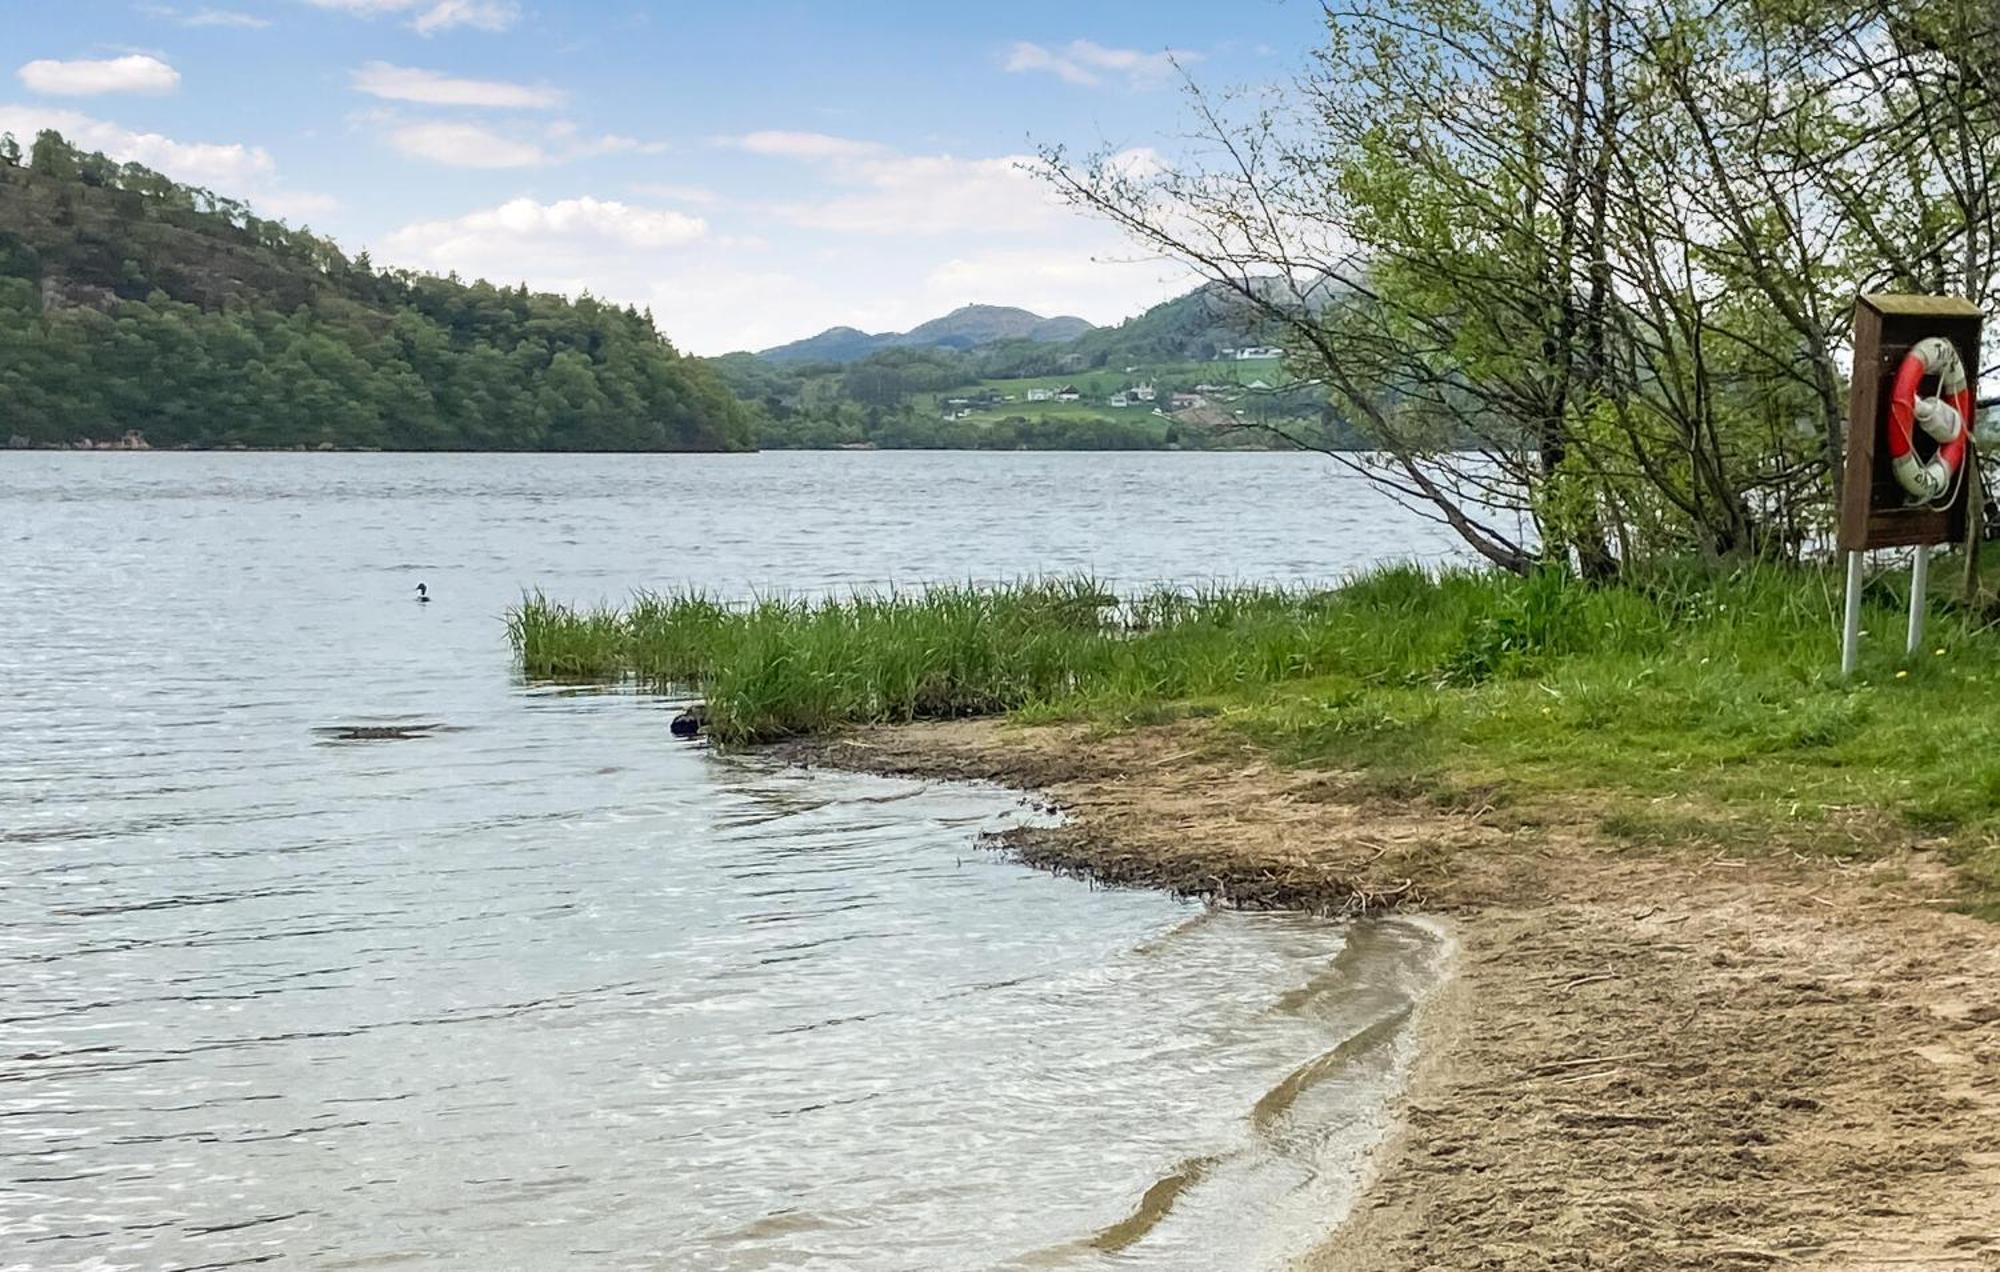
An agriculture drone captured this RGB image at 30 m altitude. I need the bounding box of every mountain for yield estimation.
[757,303,1095,364]
[0,128,752,452]
[1063,279,1326,366]
[896,304,1093,350]
[753,325,884,364]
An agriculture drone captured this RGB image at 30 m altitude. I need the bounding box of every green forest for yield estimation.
[0,130,752,451]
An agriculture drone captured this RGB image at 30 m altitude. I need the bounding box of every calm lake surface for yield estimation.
[0,452,1469,1271]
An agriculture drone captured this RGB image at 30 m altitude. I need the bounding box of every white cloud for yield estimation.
[545,119,668,157]
[388,120,548,167]
[1002,39,1195,89]
[256,189,341,220]
[371,134,1187,354]
[568,132,667,158]
[923,247,1186,321]
[781,153,1066,236]
[301,0,519,35]
[381,197,728,332]
[187,8,273,27]
[0,104,273,186]
[376,116,666,167]
[640,265,820,354]
[412,0,518,35]
[17,55,181,97]
[631,181,719,205]
[731,130,887,161]
[141,5,275,28]
[738,134,1163,240]
[389,196,708,258]
[352,62,564,109]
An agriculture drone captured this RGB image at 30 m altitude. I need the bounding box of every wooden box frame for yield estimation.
[1837,293,1983,551]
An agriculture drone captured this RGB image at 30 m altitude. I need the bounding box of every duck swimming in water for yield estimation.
[416,583,431,603]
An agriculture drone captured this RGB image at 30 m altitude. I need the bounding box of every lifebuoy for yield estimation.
[1887,335,1973,503]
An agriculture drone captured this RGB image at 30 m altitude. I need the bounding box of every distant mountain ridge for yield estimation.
[757,304,1094,364]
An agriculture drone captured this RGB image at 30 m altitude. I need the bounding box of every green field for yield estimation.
[938,357,1285,430]
[964,356,1281,397]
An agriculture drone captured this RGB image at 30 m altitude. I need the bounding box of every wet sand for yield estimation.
[784,719,2000,1270]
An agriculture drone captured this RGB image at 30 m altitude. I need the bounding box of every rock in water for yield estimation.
[670,704,708,740]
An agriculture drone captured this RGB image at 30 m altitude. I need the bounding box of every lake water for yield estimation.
[0,452,1468,1271]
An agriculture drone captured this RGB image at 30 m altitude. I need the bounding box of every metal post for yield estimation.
[1842,550,1865,677]
[1908,543,1930,655]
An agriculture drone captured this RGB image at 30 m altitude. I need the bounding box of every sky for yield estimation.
[2,0,1324,353]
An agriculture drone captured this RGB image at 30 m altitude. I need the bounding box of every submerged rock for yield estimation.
[313,722,451,743]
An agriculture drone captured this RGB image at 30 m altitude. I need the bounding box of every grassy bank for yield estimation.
[509,563,2000,908]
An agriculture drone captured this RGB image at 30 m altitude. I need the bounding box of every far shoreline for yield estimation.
[5,443,1358,456]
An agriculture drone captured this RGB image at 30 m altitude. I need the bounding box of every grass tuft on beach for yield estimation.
[509,562,2000,907]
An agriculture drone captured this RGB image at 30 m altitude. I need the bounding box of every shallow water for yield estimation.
[0,452,1466,1270]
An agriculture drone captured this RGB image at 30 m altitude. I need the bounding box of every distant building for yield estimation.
[1227,346,1284,360]
[1130,383,1156,402]
[1170,392,1206,411]
[1108,393,1130,408]
[1193,382,1231,394]
[1025,388,1053,402]
[1245,379,1272,391]
[1054,385,1082,402]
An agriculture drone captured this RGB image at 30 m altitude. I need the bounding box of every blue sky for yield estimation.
[3,0,1323,352]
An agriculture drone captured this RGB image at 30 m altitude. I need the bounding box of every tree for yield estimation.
[0,131,755,451]
[29,130,80,181]
[1043,0,2000,573]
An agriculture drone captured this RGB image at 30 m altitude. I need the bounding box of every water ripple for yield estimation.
[0,453,1465,1270]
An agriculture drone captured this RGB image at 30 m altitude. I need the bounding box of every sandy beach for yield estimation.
[791,718,2000,1270]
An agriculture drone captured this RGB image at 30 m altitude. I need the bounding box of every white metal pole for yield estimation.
[1842,550,1864,677]
[1908,543,1930,655]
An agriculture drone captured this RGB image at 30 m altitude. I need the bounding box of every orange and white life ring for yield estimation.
[1887,335,1973,503]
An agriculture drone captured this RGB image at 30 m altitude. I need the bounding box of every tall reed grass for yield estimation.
[508,561,2000,903]
[508,562,1967,743]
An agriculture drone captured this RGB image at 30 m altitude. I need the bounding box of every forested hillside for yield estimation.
[0,130,752,451]
[706,284,1355,451]
[756,304,1095,364]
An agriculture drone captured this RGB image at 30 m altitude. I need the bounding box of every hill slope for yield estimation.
[0,129,752,451]
[758,303,1094,364]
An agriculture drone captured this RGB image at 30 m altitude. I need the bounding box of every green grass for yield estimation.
[964,357,1282,400]
[508,561,2000,905]
[945,401,1174,433]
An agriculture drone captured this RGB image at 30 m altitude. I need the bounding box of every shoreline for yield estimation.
[779,718,2000,1269]
[5,443,1337,455]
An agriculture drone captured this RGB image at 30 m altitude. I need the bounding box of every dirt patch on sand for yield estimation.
[782,719,2000,1270]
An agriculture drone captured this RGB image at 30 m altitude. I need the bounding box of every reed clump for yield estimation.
[509,562,2000,904]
